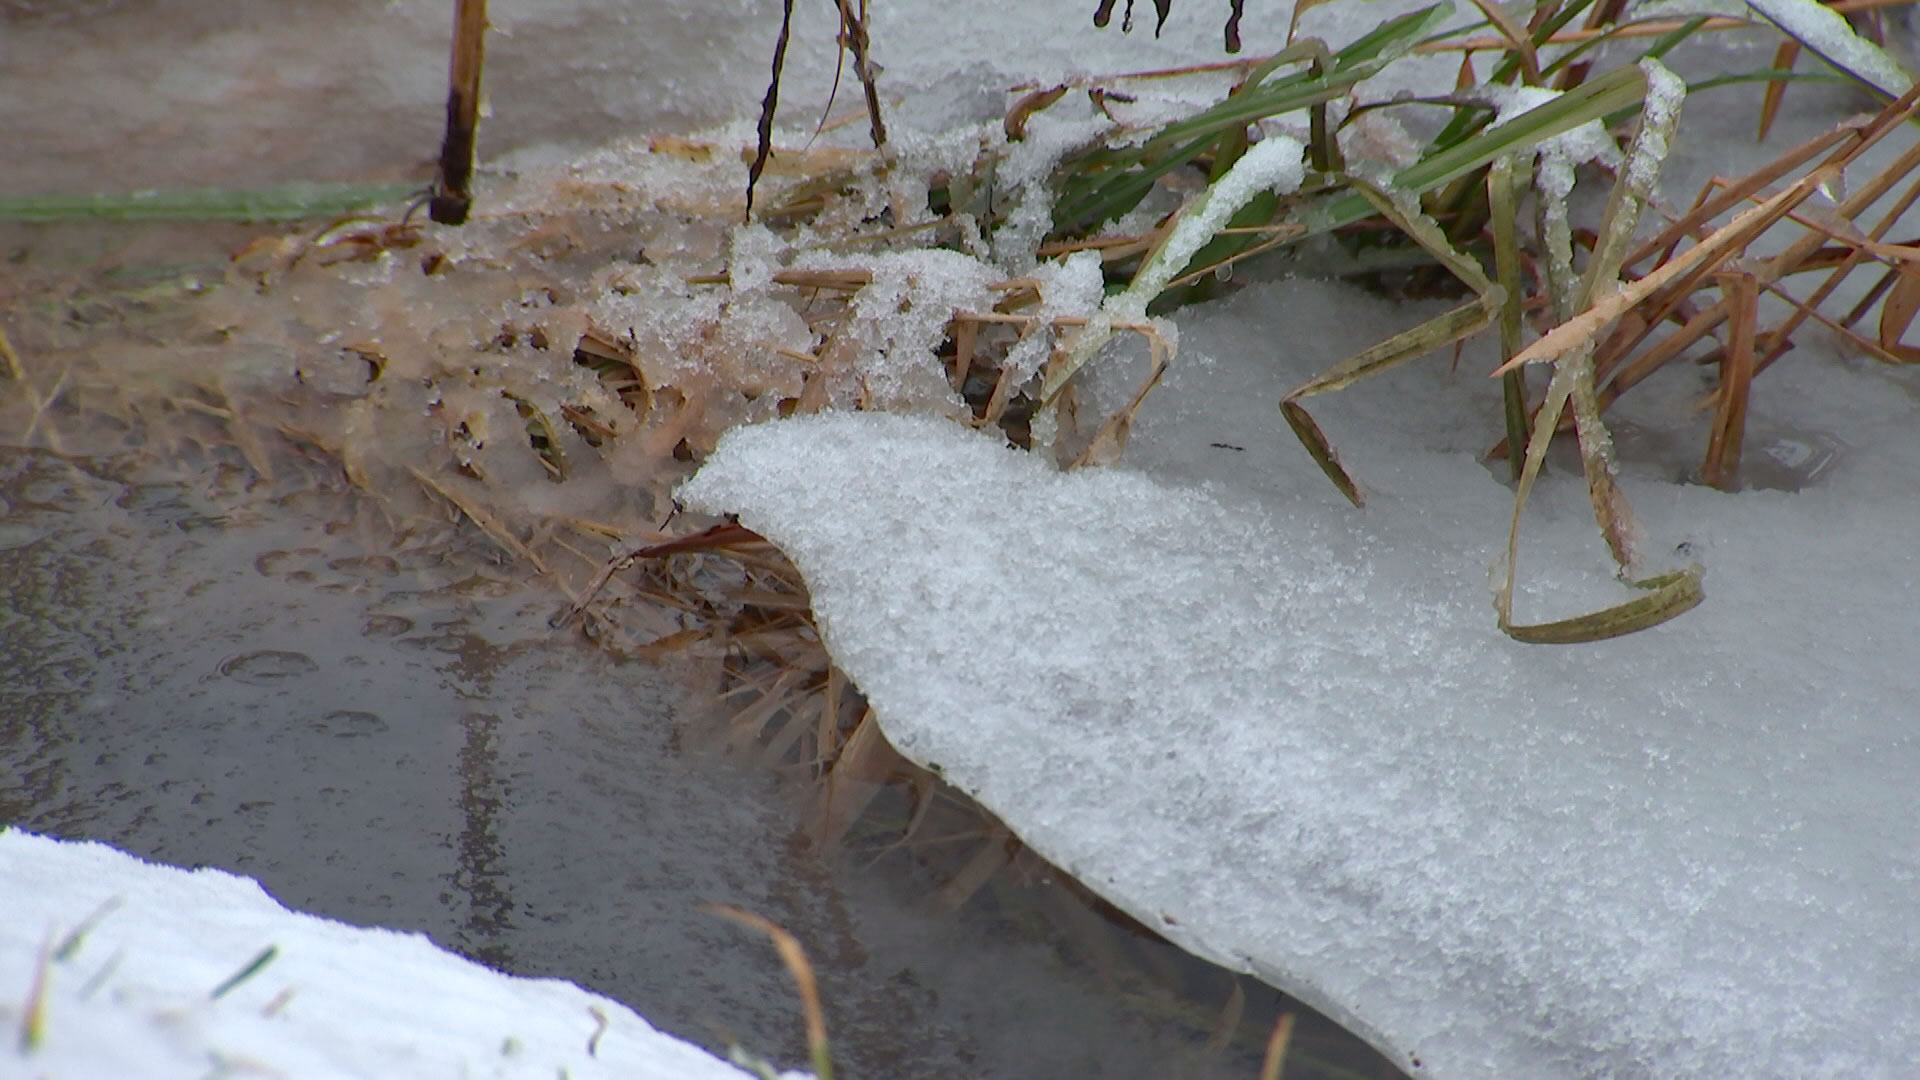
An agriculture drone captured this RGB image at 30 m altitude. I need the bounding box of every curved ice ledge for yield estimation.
[679,409,1920,1079]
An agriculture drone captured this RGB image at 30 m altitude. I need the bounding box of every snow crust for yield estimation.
[677,288,1920,1077]
[0,830,772,1080]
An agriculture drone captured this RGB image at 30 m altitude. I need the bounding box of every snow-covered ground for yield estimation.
[0,829,780,1080]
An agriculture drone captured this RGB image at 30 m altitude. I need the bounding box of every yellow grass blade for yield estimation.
[705,905,833,1080]
[1490,170,1831,376]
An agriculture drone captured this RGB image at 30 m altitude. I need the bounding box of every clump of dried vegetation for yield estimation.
[6,0,1920,1073]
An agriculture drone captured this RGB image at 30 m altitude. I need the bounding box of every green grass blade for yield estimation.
[1300,63,1648,238]
[0,182,416,223]
[1052,3,1457,234]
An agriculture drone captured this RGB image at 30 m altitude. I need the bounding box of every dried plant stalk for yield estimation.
[429,0,488,225]
[705,904,834,1080]
[1702,271,1759,489]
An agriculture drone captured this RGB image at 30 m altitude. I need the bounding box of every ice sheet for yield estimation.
[677,304,1920,1077]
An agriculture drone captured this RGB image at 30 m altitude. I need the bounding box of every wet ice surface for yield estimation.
[0,447,1344,1079]
[0,0,1287,198]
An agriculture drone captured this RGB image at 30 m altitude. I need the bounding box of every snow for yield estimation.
[1744,0,1913,97]
[1624,0,1912,99]
[1118,136,1308,321]
[677,272,1920,1076]
[1485,85,1621,174]
[0,830,783,1080]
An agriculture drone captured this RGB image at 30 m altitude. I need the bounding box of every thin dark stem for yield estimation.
[748,0,797,220]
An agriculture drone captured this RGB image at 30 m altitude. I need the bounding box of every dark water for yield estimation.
[1,446,1396,1079]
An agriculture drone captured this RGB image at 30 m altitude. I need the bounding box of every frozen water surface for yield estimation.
[1,446,1353,1079]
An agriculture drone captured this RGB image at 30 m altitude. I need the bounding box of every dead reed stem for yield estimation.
[430,0,488,225]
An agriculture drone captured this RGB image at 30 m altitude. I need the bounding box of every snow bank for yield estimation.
[0,830,776,1080]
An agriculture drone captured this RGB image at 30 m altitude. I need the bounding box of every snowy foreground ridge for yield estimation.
[677,403,1920,1079]
[0,830,769,1080]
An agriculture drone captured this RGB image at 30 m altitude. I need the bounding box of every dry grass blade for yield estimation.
[1491,171,1831,376]
[935,826,1015,910]
[18,926,52,1053]
[1287,0,1341,45]
[815,707,895,847]
[1005,84,1068,140]
[1486,63,1708,643]
[1278,173,1501,506]
[1758,39,1801,140]
[1067,323,1171,467]
[1257,1012,1297,1080]
[1542,62,1680,576]
[1280,300,1495,507]
[1205,979,1246,1054]
[1877,264,1920,361]
[408,466,550,573]
[1488,154,1531,481]
[831,0,888,151]
[938,306,1169,463]
[633,521,768,557]
[1462,0,1542,84]
[1702,270,1758,489]
[0,324,25,383]
[18,367,70,454]
[4,325,68,454]
[1503,569,1704,644]
[1494,347,1705,643]
[720,668,808,754]
[704,904,833,1080]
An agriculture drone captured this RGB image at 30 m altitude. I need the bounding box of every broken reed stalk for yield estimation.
[430,0,488,225]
